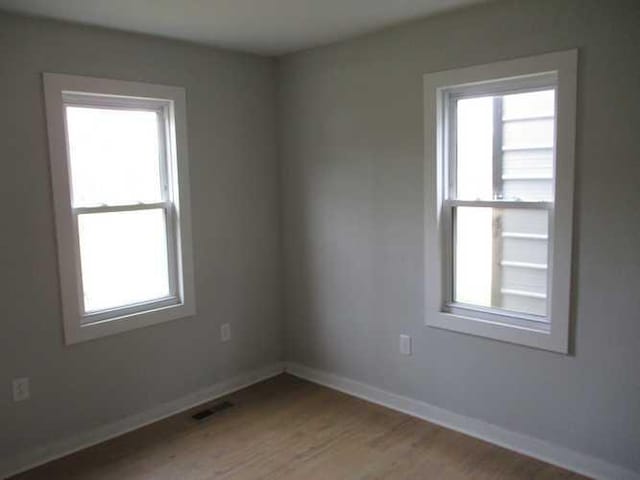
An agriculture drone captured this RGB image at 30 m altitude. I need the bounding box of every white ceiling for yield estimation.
[0,0,486,55]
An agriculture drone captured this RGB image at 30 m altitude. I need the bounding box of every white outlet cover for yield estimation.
[12,377,30,402]
[220,323,231,343]
[400,335,412,356]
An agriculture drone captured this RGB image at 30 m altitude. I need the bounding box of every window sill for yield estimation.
[426,310,568,354]
[64,301,196,345]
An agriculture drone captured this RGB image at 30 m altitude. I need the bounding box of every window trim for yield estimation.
[423,50,577,353]
[43,73,196,344]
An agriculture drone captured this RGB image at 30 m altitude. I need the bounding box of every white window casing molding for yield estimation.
[43,73,196,344]
[423,50,578,353]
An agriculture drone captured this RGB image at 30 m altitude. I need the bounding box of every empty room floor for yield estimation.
[12,375,588,480]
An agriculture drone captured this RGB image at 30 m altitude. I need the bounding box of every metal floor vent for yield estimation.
[191,400,234,421]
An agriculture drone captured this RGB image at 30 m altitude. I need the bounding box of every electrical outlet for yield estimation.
[12,378,30,402]
[400,335,412,356]
[220,323,231,343]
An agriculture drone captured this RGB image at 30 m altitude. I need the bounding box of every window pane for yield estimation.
[503,118,554,149]
[455,96,494,200]
[454,89,555,202]
[501,89,555,201]
[65,106,163,207]
[502,89,554,119]
[454,207,548,317]
[503,150,553,179]
[78,209,171,313]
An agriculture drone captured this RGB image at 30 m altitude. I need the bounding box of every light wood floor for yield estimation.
[12,374,589,479]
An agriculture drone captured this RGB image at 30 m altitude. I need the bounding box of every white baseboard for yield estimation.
[1,362,286,480]
[286,362,639,480]
[5,361,637,480]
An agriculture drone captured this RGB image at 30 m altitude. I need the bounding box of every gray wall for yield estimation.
[279,0,640,472]
[0,12,282,465]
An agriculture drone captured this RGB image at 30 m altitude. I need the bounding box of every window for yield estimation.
[43,74,195,344]
[423,51,577,353]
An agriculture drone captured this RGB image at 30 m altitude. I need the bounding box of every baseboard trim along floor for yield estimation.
[285,362,639,480]
[4,361,637,480]
[1,362,286,480]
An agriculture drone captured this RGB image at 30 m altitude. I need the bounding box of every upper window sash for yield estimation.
[63,95,173,209]
[443,78,557,204]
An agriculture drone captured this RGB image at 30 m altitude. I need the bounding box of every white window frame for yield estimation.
[423,50,577,353]
[43,73,196,344]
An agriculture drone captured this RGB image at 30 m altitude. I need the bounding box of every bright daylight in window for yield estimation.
[423,51,577,353]
[67,106,173,313]
[44,74,195,344]
[453,89,554,318]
